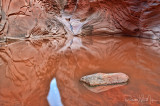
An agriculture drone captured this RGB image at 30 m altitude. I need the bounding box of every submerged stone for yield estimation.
[80,73,129,86]
[82,82,127,93]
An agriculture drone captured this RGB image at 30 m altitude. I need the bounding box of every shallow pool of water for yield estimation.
[0,36,160,106]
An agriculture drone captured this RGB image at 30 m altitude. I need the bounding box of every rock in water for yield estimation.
[82,82,127,93]
[80,73,129,86]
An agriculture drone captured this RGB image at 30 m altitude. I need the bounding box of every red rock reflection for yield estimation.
[0,36,160,106]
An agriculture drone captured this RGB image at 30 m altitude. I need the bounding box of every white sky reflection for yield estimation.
[47,78,63,106]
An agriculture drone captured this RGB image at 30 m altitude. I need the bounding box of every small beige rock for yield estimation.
[80,73,129,86]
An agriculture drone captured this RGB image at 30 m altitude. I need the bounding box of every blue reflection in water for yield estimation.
[47,78,63,106]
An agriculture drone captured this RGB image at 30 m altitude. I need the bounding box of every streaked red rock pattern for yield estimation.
[0,0,160,39]
[0,0,160,106]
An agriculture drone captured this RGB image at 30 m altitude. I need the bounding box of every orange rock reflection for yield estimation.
[0,36,160,106]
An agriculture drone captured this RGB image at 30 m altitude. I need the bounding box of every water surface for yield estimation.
[0,36,160,106]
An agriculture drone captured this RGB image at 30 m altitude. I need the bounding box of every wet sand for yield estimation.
[0,36,160,106]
